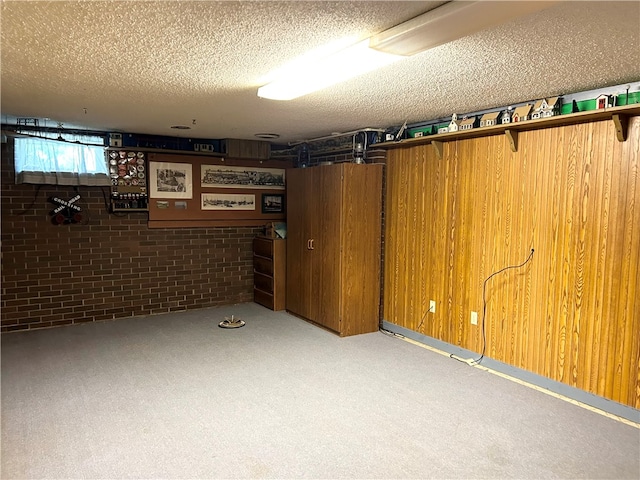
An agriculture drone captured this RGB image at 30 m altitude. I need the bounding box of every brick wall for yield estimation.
[1,143,261,332]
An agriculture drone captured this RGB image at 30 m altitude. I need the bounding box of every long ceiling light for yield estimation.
[258,1,557,101]
[257,39,401,101]
[369,1,557,56]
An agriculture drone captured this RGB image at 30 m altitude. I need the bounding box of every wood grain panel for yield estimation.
[286,168,313,319]
[316,165,343,333]
[383,116,640,409]
[341,163,383,336]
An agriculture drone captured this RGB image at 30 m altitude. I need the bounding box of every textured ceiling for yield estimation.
[2,1,639,144]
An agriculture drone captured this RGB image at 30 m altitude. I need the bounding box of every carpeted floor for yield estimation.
[2,302,639,479]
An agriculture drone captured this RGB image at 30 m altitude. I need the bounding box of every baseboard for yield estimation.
[381,320,640,425]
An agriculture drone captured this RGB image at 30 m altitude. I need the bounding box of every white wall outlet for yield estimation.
[430,300,436,313]
[471,311,478,325]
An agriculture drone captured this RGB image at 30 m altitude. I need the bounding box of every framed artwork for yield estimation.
[201,165,285,189]
[261,193,285,213]
[201,193,256,211]
[150,162,192,199]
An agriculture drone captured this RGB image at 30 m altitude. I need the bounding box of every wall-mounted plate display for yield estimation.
[108,150,148,212]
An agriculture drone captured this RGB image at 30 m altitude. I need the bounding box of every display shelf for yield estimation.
[111,208,149,213]
[377,104,640,157]
[106,146,225,157]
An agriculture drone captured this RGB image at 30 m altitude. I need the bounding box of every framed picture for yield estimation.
[201,165,285,189]
[149,162,193,199]
[261,193,285,214]
[201,193,256,211]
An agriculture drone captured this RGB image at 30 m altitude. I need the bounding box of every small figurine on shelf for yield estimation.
[459,116,478,131]
[512,104,533,122]
[501,107,513,125]
[595,93,615,109]
[531,97,562,119]
[448,113,461,133]
[480,111,500,127]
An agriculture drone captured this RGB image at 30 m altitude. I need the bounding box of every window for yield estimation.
[14,133,109,186]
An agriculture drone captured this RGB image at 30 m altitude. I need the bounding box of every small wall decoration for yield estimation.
[201,193,256,210]
[149,162,192,199]
[261,193,285,213]
[48,194,82,224]
[201,165,285,189]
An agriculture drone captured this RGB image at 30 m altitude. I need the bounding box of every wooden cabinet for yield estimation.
[286,163,383,336]
[253,236,286,311]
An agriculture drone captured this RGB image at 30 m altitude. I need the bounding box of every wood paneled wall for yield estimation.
[383,117,640,409]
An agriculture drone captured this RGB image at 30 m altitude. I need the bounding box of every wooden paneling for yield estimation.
[224,139,271,160]
[383,116,640,409]
[341,164,384,336]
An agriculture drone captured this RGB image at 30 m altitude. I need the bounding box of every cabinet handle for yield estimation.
[307,239,311,250]
[309,239,314,250]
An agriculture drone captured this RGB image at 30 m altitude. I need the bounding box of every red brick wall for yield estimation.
[1,143,260,332]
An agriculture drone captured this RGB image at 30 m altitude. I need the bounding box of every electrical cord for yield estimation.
[380,301,434,338]
[101,186,126,217]
[15,184,43,215]
[455,248,535,365]
[380,328,405,338]
[416,303,435,332]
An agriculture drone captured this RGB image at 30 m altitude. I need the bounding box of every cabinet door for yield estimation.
[286,167,316,319]
[339,164,383,335]
[313,164,343,332]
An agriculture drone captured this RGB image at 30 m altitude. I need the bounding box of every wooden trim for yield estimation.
[612,114,628,142]
[505,129,518,152]
[148,219,267,228]
[432,140,444,159]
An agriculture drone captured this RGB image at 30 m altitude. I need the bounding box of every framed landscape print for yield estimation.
[201,165,285,189]
[201,193,256,211]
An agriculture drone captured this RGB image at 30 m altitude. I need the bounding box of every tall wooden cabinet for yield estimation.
[286,163,383,336]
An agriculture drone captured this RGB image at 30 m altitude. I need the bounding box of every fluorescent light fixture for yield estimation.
[258,1,557,100]
[257,39,401,101]
[369,1,558,56]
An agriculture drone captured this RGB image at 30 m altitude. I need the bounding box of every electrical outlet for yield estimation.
[470,311,478,325]
[430,300,436,313]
